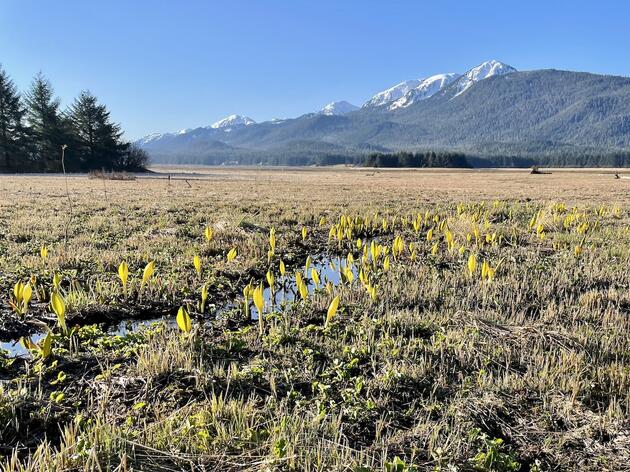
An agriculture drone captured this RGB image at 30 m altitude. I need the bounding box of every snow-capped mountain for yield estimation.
[210,114,256,129]
[389,73,460,110]
[363,80,423,108]
[453,60,516,97]
[319,101,359,115]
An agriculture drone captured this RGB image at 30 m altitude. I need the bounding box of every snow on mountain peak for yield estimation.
[210,114,256,129]
[363,79,423,108]
[389,73,460,110]
[453,60,516,97]
[319,101,359,116]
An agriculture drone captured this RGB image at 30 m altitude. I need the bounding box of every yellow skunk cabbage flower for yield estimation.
[481,261,490,279]
[426,228,434,241]
[343,266,354,284]
[10,281,33,316]
[227,247,237,262]
[325,295,340,328]
[301,226,307,241]
[366,284,377,301]
[311,268,320,288]
[176,306,192,333]
[356,238,363,249]
[266,270,275,289]
[193,255,202,276]
[142,261,155,288]
[40,245,48,260]
[269,228,276,251]
[431,242,439,255]
[279,260,286,277]
[253,283,264,316]
[118,262,129,294]
[383,256,390,272]
[325,281,333,294]
[51,292,67,334]
[319,216,326,226]
[52,272,62,292]
[298,279,308,300]
[467,253,477,276]
[305,255,312,272]
[204,227,214,242]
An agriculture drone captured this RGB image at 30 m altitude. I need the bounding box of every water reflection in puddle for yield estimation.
[0,255,355,358]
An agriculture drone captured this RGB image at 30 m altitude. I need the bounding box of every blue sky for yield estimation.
[2,0,629,139]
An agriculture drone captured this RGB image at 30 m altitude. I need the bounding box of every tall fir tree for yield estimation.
[67,90,127,171]
[0,65,29,171]
[24,72,71,171]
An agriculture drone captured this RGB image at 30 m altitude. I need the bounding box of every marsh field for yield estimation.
[0,167,629,471]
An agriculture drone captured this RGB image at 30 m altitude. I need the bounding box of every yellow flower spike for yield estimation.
[50,292,67,334]
[383,256,390,271]
[426,228,434,241]
[459,246,466,255]
[193,255,202,276]
[301,226,307,241]
[200,284,209,313]
[118,262,129,294]
[204,226,214,242]
[319,216,326,226]
[347,253,354,265]
[227,247,237,262]
[311,268,320,288]
[325,295,340,328]
[431,242,439,255]
[411,250,417,261]
[52,272,61,292]
[40,245,48,260]
[269,228,276,252]
[176,306,192,333]
[325,281,333,295]
[40,331,52,359]
[298,280,308,300]
[22,283,32,309]
[279,260,286,277]
[13,281,23,302]
[467,253,477,276]
[305,255,312,272]
[356,238,362,249]
[344,266,354,284]
[481,260,489,279]
[141,261,155,288]
[266,270,275,289]
[253,284,264,317]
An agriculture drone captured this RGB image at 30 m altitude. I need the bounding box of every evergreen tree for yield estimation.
[24,72,70,171]
[67,90,127,170]
[0,65,29,171]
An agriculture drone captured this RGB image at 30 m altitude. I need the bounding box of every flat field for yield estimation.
[0,168,629,471]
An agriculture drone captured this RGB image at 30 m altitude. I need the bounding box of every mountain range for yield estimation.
[138,60,630,166]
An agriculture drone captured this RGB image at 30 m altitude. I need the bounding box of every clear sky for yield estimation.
[2,0,629,139]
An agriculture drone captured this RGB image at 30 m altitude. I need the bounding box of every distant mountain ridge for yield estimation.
[138,60,630,166]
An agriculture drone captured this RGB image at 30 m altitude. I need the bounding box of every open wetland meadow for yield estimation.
[0,168,629,471]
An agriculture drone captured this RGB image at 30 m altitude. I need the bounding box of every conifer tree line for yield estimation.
[0,65,147,173]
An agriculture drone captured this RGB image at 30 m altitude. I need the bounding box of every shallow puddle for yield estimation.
[0,255,356,358]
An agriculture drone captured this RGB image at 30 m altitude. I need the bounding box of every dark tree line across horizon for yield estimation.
[0,65,147,173]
